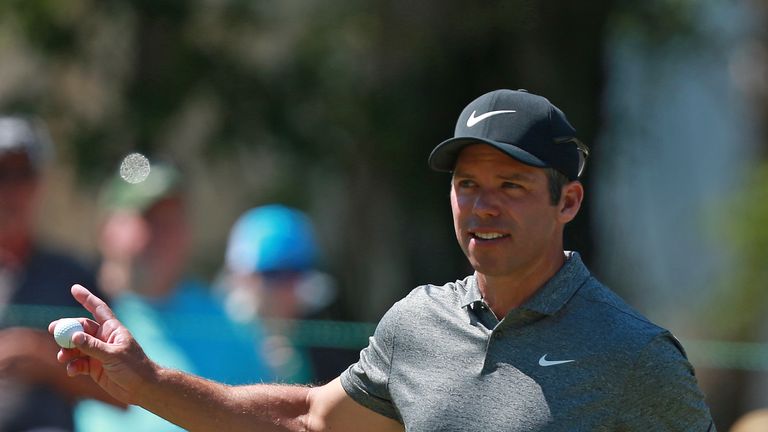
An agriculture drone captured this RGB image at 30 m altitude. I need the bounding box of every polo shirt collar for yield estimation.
[459,251,590,315]
[520,251,589,316]
[461,275,484,309]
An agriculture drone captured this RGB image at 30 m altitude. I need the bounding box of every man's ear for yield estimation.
[558,181,584,223]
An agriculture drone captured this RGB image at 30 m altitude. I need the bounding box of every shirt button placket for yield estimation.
[482,329,504,374]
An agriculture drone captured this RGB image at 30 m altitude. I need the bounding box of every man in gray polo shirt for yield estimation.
[341,89,714,431]
[50,89,716,431]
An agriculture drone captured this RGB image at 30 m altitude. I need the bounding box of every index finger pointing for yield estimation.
[71,284,116,323]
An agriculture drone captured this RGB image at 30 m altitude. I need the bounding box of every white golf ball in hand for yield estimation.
[54,318,84,349]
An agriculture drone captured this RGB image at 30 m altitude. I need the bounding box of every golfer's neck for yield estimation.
[477,252,565,318]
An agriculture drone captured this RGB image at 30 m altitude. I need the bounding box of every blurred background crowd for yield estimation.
[0,1,767,431]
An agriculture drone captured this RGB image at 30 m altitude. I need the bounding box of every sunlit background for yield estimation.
[2,1,767,429]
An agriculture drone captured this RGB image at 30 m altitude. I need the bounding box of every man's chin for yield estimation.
[468,260,510,277]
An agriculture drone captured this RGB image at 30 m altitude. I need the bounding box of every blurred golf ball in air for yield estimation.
[120,153,151,184]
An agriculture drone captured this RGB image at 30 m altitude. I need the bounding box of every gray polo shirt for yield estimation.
[340,252,715,431]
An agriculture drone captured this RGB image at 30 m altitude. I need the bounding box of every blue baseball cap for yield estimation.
[225,205,318,274]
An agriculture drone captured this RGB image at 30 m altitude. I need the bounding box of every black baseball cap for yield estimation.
[428,89,589,180]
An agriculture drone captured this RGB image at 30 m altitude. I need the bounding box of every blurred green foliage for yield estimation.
[713,164,768,339]
[0,0,611,181]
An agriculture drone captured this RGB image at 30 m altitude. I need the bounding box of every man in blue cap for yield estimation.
[51,90,715,431]
[218,204,336,383]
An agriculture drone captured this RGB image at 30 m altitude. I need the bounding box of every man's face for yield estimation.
[0,152,39,249]
[141,196,189,287]
[98,196,189,297]
[450,144,566,278]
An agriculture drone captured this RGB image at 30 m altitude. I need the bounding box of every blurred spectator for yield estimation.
[730,409,768,432]
[0,115,119,431]
[75,160,272,432]
[217,204,339,384]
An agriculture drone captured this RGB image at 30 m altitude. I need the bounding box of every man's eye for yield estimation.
[457,179,475,188]
[502,182,522,189]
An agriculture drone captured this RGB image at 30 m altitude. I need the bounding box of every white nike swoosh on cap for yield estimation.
[466,109,516,127]
[538,354,575,367]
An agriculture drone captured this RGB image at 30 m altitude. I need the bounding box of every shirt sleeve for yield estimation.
[618,332,717,431]
[340,301,402,422]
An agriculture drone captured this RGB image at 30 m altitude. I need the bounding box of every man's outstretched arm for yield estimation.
[50,284,403,432]
[135,371,398,432]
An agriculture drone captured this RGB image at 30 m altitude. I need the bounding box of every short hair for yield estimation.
[545,168,570,205]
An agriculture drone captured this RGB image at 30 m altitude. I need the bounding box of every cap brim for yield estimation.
[428,137,548,172]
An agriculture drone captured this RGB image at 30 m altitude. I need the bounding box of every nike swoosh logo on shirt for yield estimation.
[538,354,575,367]
[466,110,516,127]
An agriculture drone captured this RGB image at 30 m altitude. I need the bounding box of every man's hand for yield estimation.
[1,326,127,407]
[48,284,403,431]
[48,284,156,405]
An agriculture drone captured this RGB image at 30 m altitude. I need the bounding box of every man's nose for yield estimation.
[472,189,501,218]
